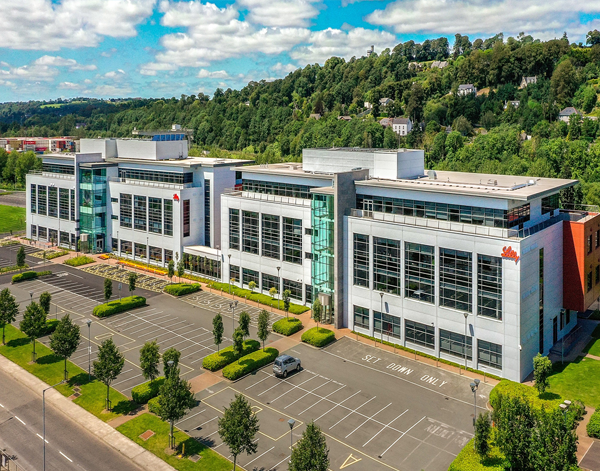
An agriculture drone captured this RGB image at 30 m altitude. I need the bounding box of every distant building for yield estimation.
[457,84,477,96]
[391,117,413,136]
[558,107,582,122]
[504,100,521,110]
[431,60,449,69]
[364,102,372,110]
[409,62,423,71]
[0,137,79,154]
[379,118,392,128]
[338,116,352,121]
[309,113,321,120]
[379,98,394,107]
[520,76,537,88]
[367,45,374,57]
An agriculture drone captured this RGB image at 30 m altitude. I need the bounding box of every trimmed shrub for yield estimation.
[163,283,201,296]
[0,264,28,274]
[448,438,508,471]
[202,340,260,371]
[64,255,94,267]
[301,327,335,347]
[12,270,51,283]
[131,377,165,404]
[42,319,60,336]
[490,380,564,411]
[93,296,146,318]
[588,410,600,438]
[222,347,279,381]
[272,318,303,336]
[148,395,161,415]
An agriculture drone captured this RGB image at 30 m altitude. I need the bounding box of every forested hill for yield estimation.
[3,32,600,205]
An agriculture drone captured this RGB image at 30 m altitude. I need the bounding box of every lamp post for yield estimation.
[463,312,468,374]
[43,380,65,471]
[83,319,92,381]
[470,379,480,430]
[288,418,295,463]
[229,301,238,332]
[29,291,33,304]
[379,292,384,345]
[276,266,281,311]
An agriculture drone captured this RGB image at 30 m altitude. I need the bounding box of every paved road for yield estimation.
[0,369,143,471]
[0,191,26,208]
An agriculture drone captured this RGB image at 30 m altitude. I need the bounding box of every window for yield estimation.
[374,311,402,339]
[163,199,173,236]
[242,211,259,254]
[283,218,302,264]
[566,309,571,325]
[148,198,162,234]
[182,199,190,237]
[478,255,502,320]
[59,188,69,220]
[120,194,132,228]
[539,248,544,354]
[587,271,593,292]
[204,180,211,246]
[230,265,240,283]
[48,187,58,218]
[111,215,118,220]
[507,204,530,227]
[70,233,76,247]
[70,189,75,221]
[440,248,472,312]
[31,184,36,213]
[440,329,472,360]
[596,266,600,285]
[353,234,369,288]
[305,228,313,235]
[119,168,192,184]
[242,180,314,199]
[305,252,313,260]
[588,235,593,254]
[148,246,162,263]
[478,340,502,370]
[134,243,147,259]
[405,320,435,348]
[283,279,303,300]
[405,243,435,303]
[38,226,47,240]
[229,209,240,250]
[305,284,313,304]
[164,249,173,262]
[262,273,279,292]
[31,225,37,238]
[541,193,560,214]
[48,229,57,243]
[112,238,118,252]
[60,231,69,247]
[262,214,280,259]
[120,240,132,255]
[243,268,259,287]
[42,163,74,175]
[111,197,118,203]
[374,237,401,295]
[38,186,47,215]
[597,230,600,249]
[354,306,370,330]
[134,196,147,231]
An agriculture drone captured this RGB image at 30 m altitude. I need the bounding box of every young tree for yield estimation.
[128,272,137,296]
[93,338,125,410]
[177,259,185,282]
[212,313,224,352]
[16,246,25,268]
[0,288,19,345]
[140,340,160,383]
[269,286,277,300]
[218,394,259,471]
[533,353,553,395]
[248,281,256,294]
[20,302,47,362]
[238,311,251,339]
[104,278,113,302]
[312,299,322,332]
[494,394,536,468]
[474,412,492,458]
[50,314,81,380]
[162,347,181,378]
[282,289,291,318]
[167,260,175,284]
[257,310,270,350]
[232,328,244,357]
[289,421,329,471]
[158,367,196,450]
[39,291,52,315]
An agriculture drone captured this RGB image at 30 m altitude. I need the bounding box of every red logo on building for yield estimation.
[502,246,519,263]
[173,194,179,201]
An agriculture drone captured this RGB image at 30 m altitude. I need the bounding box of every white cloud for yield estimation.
[0,63,59,82]
[197,69,230,78]
[101,48,118,58]
[58,81,84,90]
[91,84,133,96]
[236,0,322,27]
[33,55,97,71]
[104,69,127,79]
[270,62,298,75]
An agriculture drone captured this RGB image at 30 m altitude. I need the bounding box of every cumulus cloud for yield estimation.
[104,69,127,79]
[91,84,133,96]
[58,81,84,90]
[236,0,322,27]
[0,63,59,82]
[34,55,97,71]
[197,69,230,78]
[270,62,298,75]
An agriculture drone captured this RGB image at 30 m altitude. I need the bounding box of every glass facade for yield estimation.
[149,197,162,234]
[311,194,335,299]
[186,255,221,279]
[262,214,280,259]
[230,265,240,283]
[183,199,190,237]
[242,211,259,254]
[405,320,435,348]
[134,196,147,231]
[70,189,75,221]
[262,273,279,292]
[374,311,401,339]
[31,184,36,213]
[541,193,560,214]
[79,168,107,253]
[242,180,313,199]
[440,329,472,360]
[229,209,240,250]
[38,186,47,215]
[163,199,173,236]
[539,248,544,353]
[405,243,435,303]
[120,194,132,228]
[478,340,502,369]
[48,187,58,218]
[204,180,211,246]
[353,234,369,287]
[439,248,472,312]
[354,305,370,330]
[59,188,69,220]
[478,255,502,320]
[283,279,303,300]
[119,168,192,184]
[283,218,302,264]
[42,163,74,175]
[374,237,401,295]
[242,268,258,286]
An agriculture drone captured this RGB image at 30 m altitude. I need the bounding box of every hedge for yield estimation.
[64,255,94,267]
[163,283,201,297]
[0,264,27,274]
[588,409,600,438]
[148,396,161,415]
[202,340,260,371]
[131,377,165,404]
[207,281,309,314]
[301,327,335,347]
[489,380,564,411]
[222,347,279,381]
[93,296,146,318]
[43,319,60,336]
[272,318,303,336]
[12,270,52,283]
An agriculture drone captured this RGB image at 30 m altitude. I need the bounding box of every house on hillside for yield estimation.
[309,113,321,120]
[379,97,394,107]
[392,117,413,136]
[409,62,423,71]
[520,76,537,88]
[379,117,392,128]
[504,100,520,110]
[364,102,372,110]
[558,107,582,122]
[338,115,352,121]
[431,61,448,69]
[457,84,477,96]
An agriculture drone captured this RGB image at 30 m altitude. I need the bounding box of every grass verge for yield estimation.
[547,356,600,409]
[0,205,25,233]
[64,255,95,267]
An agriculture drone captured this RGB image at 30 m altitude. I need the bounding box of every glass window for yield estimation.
[242,211,259,254]
[353,234,369,288]
[507,204,530,227]
[262,273,279,292]
[283,218,302,264]
[48,229,57,244]
[120,240,132,255]
[243,268,260,288]
[242,180,314,199]
[31,184,36,213]
[262,214,280,259]
[60,231,69,247]
[119,168,191,184]
[374,237,401,295]
[589,235,593,254]
[182,199,190,237]
[478,340,502,369]
[59,188,69,220]
[597,230,600,249]
[134,195,147,231]
[148,197,162,234]
[230,264,240,283]
[478,255,502,320]
[42,163,74,175]
[229,209,240,250]
[31,225,37,238]
[70,189,75,221]
[305,284,313,304]
[374,311,401,339]
[163,199,173,236]
[596,266,600,285]
[164,249,173,262]
[354,306,370,330]
[38,186,47,215]
[439,329,472,360]
[541,194,560,214]
[120,194,132,228]
[405,319,435,348]
[38,226,47,240]
[204,180,211,246]
[405,242,435,303]
[48,187,58,218]
[587,271,593,292]
[283,279,303,300]
[149,246,162,263]
[134,243,147,259]
[440,248,472,312]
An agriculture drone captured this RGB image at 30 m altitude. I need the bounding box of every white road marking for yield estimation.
[245,374,273,390]
[15,416,25,425]
[363,409,408,447]
[59,451,73,462]
[176,409,207,425]
[313,390,361,422]
[0,403,4,408]
[36,433,49,443]
[380,416,427,457]
[345,402,392,439]
[244,446,275,467]
[268,375,318,403]
[329,396,376,430]
[284,380,332,409]
[297,384,346,415]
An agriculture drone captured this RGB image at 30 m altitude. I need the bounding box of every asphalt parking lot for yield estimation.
[0,243,43,268]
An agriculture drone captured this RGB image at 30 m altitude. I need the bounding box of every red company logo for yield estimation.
[501,246,519,263]
[173,194,179,201]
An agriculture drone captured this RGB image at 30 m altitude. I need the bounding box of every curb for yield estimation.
[0,354,176,471]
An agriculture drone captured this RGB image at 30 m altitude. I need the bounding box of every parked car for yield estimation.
[273,354,301,378]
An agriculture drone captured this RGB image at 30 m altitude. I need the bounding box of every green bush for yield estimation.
[131,377,165,404]
[222,347,279,381]
[448,438,508,471]
[490,380,564,411]
[588,410,600,438]
[163,283,201,296]
[202,340,260,371]
[93,296,146,318]
[42,319,60,336]
[148,395,161,415]
[64,255,94,267]
[301,327,335,347]
[12,270,51,283]
[45,250,69,260]
[0,264,27,274]
[272,318,303,336]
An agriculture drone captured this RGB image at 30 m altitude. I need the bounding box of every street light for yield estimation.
[288,418,295,462]
[43,380,66,471]
[229,301,238,332]
[470,379,480,430]
[29,291,33,304]
[463,312,469,375]
[83,319,92,381]
[379,292,384,345]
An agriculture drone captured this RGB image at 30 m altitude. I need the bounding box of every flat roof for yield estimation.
[106,156,254,168]
[240,162,334,179]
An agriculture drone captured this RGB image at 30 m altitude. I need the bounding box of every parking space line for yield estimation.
[329,396,376,430]
[175,409,207,425]
[313,390,361,422]
[285,380,332,410]
[270,454,291,470]
[363,409,408,447]
[345,403,392,439]
[297,384,346,415]
[257,370,307,397]
[268,374,320,404]
[112,373,143,387]
[244,446,275,468]
[380,416,427,458]
[245,373,274,391]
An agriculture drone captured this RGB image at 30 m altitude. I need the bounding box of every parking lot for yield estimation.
[83,263,171,292]
[0,243,44,268]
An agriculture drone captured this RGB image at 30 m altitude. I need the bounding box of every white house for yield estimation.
[392,118,413,136]
[520,76,537,88]
[558,107,582,123]
[457,84,477,96]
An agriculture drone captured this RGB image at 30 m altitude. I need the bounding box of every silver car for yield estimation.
[273,354,301,378]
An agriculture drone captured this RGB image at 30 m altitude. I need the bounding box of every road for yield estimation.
[0,369,143,471]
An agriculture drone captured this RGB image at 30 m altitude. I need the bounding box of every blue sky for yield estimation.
[1,0,599,102]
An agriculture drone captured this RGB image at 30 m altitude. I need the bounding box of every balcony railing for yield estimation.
[224,188,311,207]
[28,170,75,180]
[107,177,194,190]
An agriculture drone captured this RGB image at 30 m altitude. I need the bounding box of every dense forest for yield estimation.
[3,31,600,206]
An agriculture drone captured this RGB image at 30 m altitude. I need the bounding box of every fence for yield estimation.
[0,449,28,471]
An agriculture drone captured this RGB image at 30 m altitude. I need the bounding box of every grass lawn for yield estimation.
[0,205,26,233]
[448,438,507,471]
[584,337,600,357]
[117,413,233,471]
[0,324,135,421]
[548,356,600,409]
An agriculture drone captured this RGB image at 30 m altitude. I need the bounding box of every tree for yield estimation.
[238,311,251,339]
[16,246,25,268]
[269,286,278,300]
[405,82,425,122]
[212,313,224,352]
[128,272,137,296]
[167,260,174,284]
[587,29,600,46]
[104,278,113,302]
[551,59,578,107]
[177,259,185,282]
[312,299,322,332]
[50,314,81,380]
[289,421,329,471]
[218,394,259,471]
[232,327,244,357]
[257,310,270,350]
[39,291,51,315]
[163,347,181,378]
[140,340,160,383]
[248,280,257,293]
[533,353,553,395]
[282,289,291,318]
[158,367,196,449]
[481,110,497,130]
[494,394,536,469]
[0,288,19,345]
[20,302,47,362]
[93,338,125,411]
[474,412,492,458]
[452,116,473,136]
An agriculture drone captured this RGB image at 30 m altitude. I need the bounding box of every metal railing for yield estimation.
[28,171,74,180]
[107,177,193,190]
[0,449,28,471]
[223,188,311,207]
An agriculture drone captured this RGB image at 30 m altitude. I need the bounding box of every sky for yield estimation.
[1,0,600,103]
